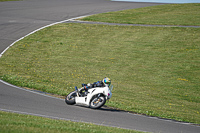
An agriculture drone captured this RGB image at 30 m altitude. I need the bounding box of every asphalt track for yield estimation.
[0,0,200,133]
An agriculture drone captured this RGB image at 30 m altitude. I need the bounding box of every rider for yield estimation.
[82,77,111,91]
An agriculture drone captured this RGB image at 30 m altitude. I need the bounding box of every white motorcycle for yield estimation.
[65,84,113,109]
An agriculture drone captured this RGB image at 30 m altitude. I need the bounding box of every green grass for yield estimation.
[0,4,200,125]
[0,111,142,133]
[81,3,200,26]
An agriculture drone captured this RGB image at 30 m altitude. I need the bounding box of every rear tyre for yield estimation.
[65,91,76,105]
[89,95,106,109]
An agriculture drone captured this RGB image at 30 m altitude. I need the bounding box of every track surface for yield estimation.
[0,0,200,133]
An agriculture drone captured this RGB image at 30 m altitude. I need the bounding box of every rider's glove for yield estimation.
[84,86,88,90]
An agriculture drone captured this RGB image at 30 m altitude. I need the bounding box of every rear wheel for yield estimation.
[89,95,106,109]
[65,91,76,105]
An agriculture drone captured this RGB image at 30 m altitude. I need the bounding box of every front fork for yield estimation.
[95,94,102,103]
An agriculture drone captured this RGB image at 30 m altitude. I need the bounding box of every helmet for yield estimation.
[103,77,111,86]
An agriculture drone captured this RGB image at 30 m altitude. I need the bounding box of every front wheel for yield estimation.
[65,91,76,105]
[89,95,106,109]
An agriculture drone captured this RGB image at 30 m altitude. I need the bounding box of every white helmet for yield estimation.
[103,77,111,86]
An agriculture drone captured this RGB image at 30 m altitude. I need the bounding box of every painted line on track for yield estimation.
[1,14,199,58]
[0,79,64,101]
[0,15,90,58]
[0,108,143,132]
[0,15,90,100]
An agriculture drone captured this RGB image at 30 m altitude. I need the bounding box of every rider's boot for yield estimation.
[75,86,79,97]
[75,86,78,92]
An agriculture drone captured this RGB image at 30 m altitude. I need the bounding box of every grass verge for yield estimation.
[81,3,200,26]
[0,111,142,133]
[0,4,199,124]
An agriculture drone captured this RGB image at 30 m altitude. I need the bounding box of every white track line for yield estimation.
[0,15,90,58]
[0,15,90,98]
[0,108,143,131]
[0,79,63,100]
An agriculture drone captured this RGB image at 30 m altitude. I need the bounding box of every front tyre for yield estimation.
[89,95,106,109]
[65,91,76,105]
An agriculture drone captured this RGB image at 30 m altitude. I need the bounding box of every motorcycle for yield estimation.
[65,84,113,109]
